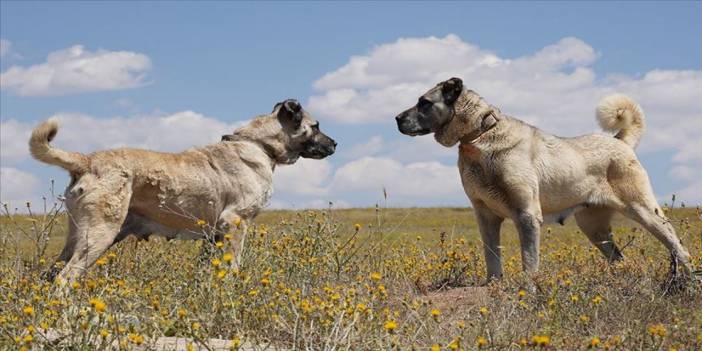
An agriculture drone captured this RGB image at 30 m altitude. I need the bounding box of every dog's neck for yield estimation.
[221,134,280,169]
[455,92,501,144]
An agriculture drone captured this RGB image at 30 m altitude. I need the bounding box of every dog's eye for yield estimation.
[417,98,432,110]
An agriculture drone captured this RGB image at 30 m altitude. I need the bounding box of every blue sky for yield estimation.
[1,1,701,210]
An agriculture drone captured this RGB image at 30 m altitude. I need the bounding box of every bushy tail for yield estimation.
[596,94,646,148]
[29,118,89,175]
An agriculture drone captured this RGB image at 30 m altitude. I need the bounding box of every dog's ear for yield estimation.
[221,134,236,141]
[277,99,303,126]
[441,77,463,105]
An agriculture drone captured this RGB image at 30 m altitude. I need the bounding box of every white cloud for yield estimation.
[271,155,464,207]
[1,45,151,96]
[0,167,41,207]
[307,34,702,204]
[274,158,332,196]
[0,118,33,163]
[331,157,462,200]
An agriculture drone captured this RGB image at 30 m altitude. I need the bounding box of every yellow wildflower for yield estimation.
[223,252,233,263]
[648,324,667,337]
[589,337,600,348]
[89,298,107,313]
[532,335,550,347]
[211,258,222,268]
[177,308,187,318]
[370,272,382,281]
[431,308,441,318]
[479,306,489,316]
[430,345,441,351]
[232,336,242,348]
[95,257,108,266]
[384,320,397,333]
[448,337,461,350]
[100,329,109,338]
[354,223,362,231]
[22,306,34,316]
[477,336,487,347]
[128,333,144,345]
[196,219,207,227]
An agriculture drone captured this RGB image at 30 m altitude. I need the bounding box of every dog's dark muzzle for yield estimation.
[396,111,432,136]
[300,134,337,159]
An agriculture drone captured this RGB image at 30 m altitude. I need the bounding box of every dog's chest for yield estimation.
[458,155,513,216]
[236,181,273,219]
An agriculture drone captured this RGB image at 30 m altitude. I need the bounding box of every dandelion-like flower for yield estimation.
[89,298,107,313]
[384,320,397,333]
[177,308,187,318]
[589,337,600,348]
[431,309,441,319]
[479,306,489,316]
[477,336,487,347]
[532,335,550,347]
[22,306,34,316]
[648,324,667,337]
[128,333,144,345]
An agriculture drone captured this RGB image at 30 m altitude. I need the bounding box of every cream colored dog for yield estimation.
[396,77,693,283]
[31,99,336,283]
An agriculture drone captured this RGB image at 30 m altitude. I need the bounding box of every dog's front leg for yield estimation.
[474,202,505,281]
[216,207,246,268]
[514,210,542,274]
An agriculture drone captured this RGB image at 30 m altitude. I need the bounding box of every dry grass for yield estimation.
[1,201,701,350]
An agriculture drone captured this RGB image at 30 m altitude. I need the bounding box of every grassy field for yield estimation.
[1,204,701,350]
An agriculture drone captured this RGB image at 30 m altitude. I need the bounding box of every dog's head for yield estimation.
[395,77,498,147]
[223,99,336,164]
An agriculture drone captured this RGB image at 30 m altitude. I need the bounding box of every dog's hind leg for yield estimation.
[623,202,693,279]
[474,202,505,281]
[574,207,623,262]
[56,171,133,283]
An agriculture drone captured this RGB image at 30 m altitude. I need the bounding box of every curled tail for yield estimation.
[596,94,646,148]
[29,118,89,175]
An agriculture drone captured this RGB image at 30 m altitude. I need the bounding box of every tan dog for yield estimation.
[31,99,336,283]
[396,77,693,283]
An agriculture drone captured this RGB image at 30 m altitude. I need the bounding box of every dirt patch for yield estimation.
[423,286,490,311]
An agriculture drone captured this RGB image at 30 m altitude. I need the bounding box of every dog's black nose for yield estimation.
[395,115,402,122]
[332,140,338,147]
